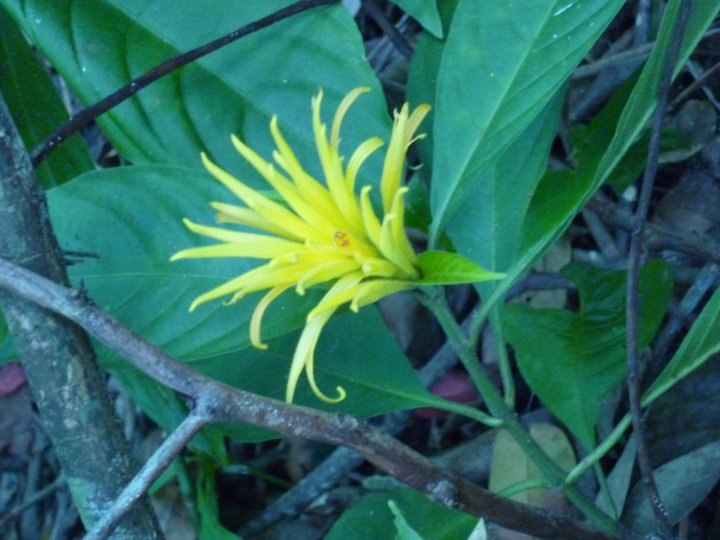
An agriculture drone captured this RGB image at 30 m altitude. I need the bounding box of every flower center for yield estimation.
[333,230,350,248]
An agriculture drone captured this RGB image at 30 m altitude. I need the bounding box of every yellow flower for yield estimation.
[171,88,430,404]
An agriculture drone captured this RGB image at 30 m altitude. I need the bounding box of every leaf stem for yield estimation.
[419,288,619,533]
[489,306,515,407]
[566,415,631,486]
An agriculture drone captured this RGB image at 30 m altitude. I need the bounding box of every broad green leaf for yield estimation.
[1,0,388,187]
[643,284,720,406]
[441,91,562,400]
[47,165,436,440]
[502,261,672,448]
[445,89,563,295]
[325,489,477,540]
[392,0,442,38]
[622,440,720,533]
[0,13,93,187]
[514,0,720,306]
[49,165,313,361]
[429,0,624,243]
[415,251,505,285]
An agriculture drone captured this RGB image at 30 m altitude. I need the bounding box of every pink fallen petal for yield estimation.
[0,362,26,395]
[414,369,478,419]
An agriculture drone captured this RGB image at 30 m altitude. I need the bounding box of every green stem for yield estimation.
[566,415,631,486]
[489,306,515,407]
[419,289,619,534]
[430,399,504,427]
[497,477,550,499]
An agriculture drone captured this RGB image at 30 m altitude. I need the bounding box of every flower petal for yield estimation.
[359,186,382,248]
[305,271,364,320]
[350,279,414,312]
[171,218,304,258]
[230,134,337,237]
[285,273,362,403]
[250,285,290,350]
[379,214,417,278]
[387,187,419,270]
[187,263,307,311]
[405,104,432,142]
[286,307,346,404]
[330,86,370,147]
[346,136,383,192]
[269,117,340,217]
[380,104,410,214]
[202,153,326,243]
[296,259,360,295]
[211,202,295,239]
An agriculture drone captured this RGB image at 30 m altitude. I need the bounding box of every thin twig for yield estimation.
[625,1,692,536]
[669,60,720,110]
[587,196,720,263]
[571,27,720,80]
[84,405,212,540]
[582,208,623,262]
[0,256,626,540]
[362,0,414,59]
[30,0,339,167]
[0,476,65,529]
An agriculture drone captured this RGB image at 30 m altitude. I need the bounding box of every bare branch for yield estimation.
[84,405,212,540]
[0,256,630,540]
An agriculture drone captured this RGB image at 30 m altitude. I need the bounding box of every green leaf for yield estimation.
[48,165,436,441]
[49,165,310,361]
[502,261,672,448]
[0,13,93,187]
[515,0,720,305]
[429,0,625,243]
[325,489,477,540]
[415,251,505,285]
[643,284,720,407]
[445,88,563,300]
[1,0,388,187]
[392,0,443,38]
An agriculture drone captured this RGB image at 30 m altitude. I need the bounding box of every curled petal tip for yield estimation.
[315,385,347,404]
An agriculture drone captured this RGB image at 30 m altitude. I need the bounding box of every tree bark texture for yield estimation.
[0,91,162,539]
